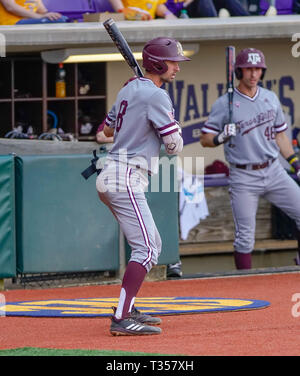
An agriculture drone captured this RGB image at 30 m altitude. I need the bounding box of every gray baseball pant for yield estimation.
[96,162,162,273]
[229,159,300,254]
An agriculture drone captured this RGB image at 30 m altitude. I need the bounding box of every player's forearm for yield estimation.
[96,131,114,144]
[103,124,114,138]
[201,123,237,147]
[276,132,295,159]
[200,133,218,147]
[276,132,300,176]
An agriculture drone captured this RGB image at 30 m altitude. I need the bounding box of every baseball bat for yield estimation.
[226,45,235,123]
[103,18,144,78]
[226,46,235,147]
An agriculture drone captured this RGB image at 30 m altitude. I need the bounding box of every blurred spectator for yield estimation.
[294,0,300,13]
[96,121,114,144]
[264,0,277,15]
[249,0,298,15]
[165,0,250,18]
[0,0,69,25]
[263,0,298,15]
[108,0,177,19]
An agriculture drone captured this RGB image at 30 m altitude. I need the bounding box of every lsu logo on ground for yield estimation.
[0,293,5,317]
[1,297,270,318]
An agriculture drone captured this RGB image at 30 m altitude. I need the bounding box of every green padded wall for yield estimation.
[0,155,16,278]
[15,154,119,274]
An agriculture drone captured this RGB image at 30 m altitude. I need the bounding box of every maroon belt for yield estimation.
[234,158,276,171]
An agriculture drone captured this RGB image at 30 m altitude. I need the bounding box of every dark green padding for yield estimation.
[0,155,16,278]
[15,154,119,273]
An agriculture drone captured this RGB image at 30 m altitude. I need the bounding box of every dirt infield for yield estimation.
[1,272,299,356]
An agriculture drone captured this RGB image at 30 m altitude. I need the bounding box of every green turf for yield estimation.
[0,347,178,356]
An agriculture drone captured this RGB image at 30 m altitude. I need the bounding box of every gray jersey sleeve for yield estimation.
[272,92,287,133]
[201,96,227,134]
[105,104,117,129]
[148,90,179,137]
[148,89,183,154]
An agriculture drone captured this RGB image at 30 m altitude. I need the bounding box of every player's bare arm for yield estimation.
[276,131,295,159]
[200,132,216,147]
[200,123,236,148]
[103,124,114,138]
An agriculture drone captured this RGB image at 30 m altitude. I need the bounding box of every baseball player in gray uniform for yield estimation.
[96,37,190,335]
[200,48,300,270]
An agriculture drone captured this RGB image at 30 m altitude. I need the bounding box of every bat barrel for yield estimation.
[103,18,144,78]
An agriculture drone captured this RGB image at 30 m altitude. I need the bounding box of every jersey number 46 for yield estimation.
[264,126,276,141]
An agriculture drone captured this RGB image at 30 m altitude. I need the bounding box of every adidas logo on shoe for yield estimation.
[110,316,162,336]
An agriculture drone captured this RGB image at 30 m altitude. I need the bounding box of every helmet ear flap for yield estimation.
[143,52,168,75]
[235,67,266,80]
[152,61,168,74]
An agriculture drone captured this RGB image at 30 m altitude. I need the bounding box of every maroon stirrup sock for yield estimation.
[234,251,252,270]
[119,261,147,319]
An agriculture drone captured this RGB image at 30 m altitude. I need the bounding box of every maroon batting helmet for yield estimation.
[235,48,267,80]
[142,37,190,75]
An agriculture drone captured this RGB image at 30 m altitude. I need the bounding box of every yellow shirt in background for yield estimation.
[122,0,166,19]
[0,0,41,25]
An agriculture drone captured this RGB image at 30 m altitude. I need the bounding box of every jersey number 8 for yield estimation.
[116,100,128,132]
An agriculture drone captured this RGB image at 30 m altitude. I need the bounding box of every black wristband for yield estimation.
[213,134,221,146]
[286,153,299,164]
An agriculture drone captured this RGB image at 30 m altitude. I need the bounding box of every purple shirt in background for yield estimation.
[260,0,294,14]
[165,0,185,14]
